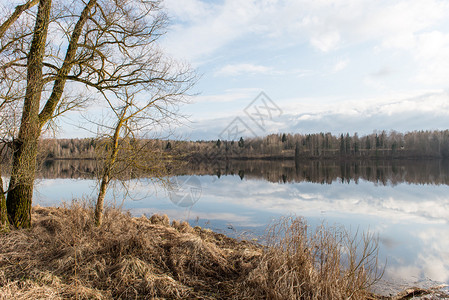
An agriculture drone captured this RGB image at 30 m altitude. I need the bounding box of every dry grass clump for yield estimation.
[241,217,384,300]
[1,204,401,299]
[0,202,260,299]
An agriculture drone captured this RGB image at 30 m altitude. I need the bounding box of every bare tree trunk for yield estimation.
[95,173,109,226]
[0,174,9,232]
[6,0,51,228]
[6,138,40,228]
[94,115,125,226]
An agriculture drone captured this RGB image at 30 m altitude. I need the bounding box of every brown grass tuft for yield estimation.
[240,216,384,300]
[0,202,260,299]
[2,204,423,299]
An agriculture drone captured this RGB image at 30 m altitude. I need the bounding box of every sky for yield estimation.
[62,0,449,140]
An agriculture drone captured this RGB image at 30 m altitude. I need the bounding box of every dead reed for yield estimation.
[241,216,384,300]
[0,203,397,299]
[0,202,260,299]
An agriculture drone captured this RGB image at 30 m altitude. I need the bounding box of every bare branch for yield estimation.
[39,0,97,125]
[0,0,38,39]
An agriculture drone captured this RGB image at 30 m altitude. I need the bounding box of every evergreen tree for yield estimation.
[281,133,287,143]
[238,137,244,148]
[376,134,381,149]
[340,134,345,154]
[345,133,351,155]
[295,141,300,160]
[366,137,371,150]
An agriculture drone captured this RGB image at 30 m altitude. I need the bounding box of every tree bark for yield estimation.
[95,173,109,226]
[94,110,126,226]
[6,0,51,228]
[0,174,9,232]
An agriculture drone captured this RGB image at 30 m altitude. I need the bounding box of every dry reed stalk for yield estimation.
[241,216,384,300]
[0,201,260,299]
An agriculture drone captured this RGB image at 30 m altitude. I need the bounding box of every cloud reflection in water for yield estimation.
[34,174,449,288]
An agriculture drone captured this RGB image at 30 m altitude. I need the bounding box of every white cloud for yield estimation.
[182,90,449,140]
[412,31,449,85]
[310,30,341,52]
[333,58,349,73]
[369,67,391,78]
[282,91,449,134]
[130,207,261,227]
[162,0,211,22]
[215,63,272,77]
[162,0,449,66]
[191,88,260,104]
[162,0,262,62]
[281,90,449,116]
[360,1,446,45]
[158,0,449,139]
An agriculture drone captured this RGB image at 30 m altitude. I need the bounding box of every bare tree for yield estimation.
[0,179,6,232]
[0,0,189,228]
[0,62,24,232]
[93,66,194,225]
[0,140,8,231]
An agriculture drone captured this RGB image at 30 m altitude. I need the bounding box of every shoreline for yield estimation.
[1,205,447,299]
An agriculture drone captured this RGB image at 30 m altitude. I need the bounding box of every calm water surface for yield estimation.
[33,159,449,294]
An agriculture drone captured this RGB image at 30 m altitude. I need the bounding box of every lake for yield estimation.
[32,159,449,295]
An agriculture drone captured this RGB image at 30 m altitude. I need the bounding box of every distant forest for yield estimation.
[188,130,449,160]
[22,129,449,161]
[37,159,449,187]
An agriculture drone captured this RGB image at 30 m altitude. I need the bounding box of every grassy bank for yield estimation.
[0,204,445,299]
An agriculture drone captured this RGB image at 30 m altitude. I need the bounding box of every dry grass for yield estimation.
[1,203,437,299]
[240,217,384,300]
[0,202,260,299]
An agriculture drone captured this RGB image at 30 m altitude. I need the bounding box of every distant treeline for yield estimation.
[31,158,449,187]
[185,130,449,160]
[4,130,449,161]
